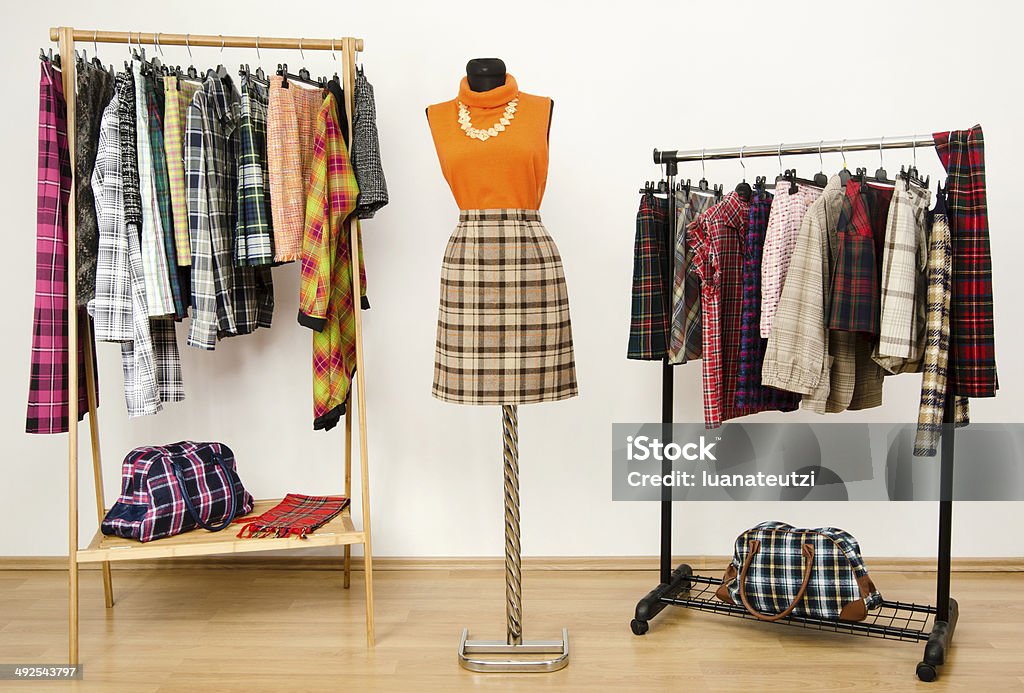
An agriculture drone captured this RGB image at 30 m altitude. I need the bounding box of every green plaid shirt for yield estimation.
[145,73,186,318]
[235,74,274,266]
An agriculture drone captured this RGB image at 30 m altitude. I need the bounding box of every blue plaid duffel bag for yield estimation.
[101,442,254,543]
[715,521,883,622]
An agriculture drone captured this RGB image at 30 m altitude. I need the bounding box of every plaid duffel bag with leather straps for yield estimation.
[716,521,884,622]
[101,442,254,542]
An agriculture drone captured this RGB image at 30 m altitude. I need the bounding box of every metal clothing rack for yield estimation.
[46,27,374,665]
[631,135,959,682]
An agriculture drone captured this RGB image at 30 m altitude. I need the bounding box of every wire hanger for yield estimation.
[278,41,323,92]
[241,37,269,86]
[838,138,852,186]
[184,33,199,80]
[899,134,930,191]
[80,29,112,76]
[811,140,829,187]
[697,149,710,192]
[209,35,229,80]
[330,39,340,83]
[870,136,894,185]
[735,146,752,202]
[131,30,146,63]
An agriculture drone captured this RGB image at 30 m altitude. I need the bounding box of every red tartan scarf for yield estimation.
[234,494,350,539]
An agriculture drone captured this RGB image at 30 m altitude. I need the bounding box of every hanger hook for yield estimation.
[126,31,131,57]
[841,138,847,169]
[912,134,918,168]
[299,38,305,61]
[879,136,884,168]
[93,30,98,57]
[185,34,193,62]
[255,36,261,60]
[740,145,746,175]
[155,32,163,58]
[220,35,225,54]
[331,38,337,62]
[701,148,706,179]
[777,143,783,176]
[818,140,824,170]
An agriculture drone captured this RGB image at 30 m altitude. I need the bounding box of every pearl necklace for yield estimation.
[457,98,519,141]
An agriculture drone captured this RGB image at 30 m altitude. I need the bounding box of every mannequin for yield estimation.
[426,58,554,135]
[424,63,575,672]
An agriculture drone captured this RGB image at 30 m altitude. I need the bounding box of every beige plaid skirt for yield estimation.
[434,209,578,405]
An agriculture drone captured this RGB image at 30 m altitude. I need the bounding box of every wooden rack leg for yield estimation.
[83,328,113,608]
[343,394,352,590]
[57,25,80,666]
[343,36,375,648]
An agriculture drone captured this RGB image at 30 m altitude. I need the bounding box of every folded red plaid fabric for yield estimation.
[234,494,349,539]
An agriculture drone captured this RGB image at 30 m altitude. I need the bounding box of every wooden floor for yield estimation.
[1,567,1021,691]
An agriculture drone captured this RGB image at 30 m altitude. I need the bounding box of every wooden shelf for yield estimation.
[77,499,364,564]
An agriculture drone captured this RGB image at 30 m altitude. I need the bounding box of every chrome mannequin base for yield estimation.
[457,628,569,673]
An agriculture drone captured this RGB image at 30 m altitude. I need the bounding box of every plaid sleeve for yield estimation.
[184,96,217,350]
[90,96,133,344]
[297,100,333,332]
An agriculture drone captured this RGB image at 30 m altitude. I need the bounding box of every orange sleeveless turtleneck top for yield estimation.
[427,75,550,211]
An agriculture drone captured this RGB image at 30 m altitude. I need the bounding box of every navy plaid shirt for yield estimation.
[735,190,800,412]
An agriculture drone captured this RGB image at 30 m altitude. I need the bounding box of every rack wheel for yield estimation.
[630,619,649,636]
[916,662,938,682]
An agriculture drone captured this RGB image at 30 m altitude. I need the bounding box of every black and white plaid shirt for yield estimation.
[185,75,273,350]
[352,67,388,219]
[90,95,183,416]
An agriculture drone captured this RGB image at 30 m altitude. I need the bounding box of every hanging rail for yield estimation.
[48,28,364,53]
[654,134,935,164]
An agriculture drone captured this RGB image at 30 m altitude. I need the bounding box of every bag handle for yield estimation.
[738,539,815,622]
[171,456,238,532]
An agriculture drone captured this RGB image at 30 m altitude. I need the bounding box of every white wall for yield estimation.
[2,0,1021,559]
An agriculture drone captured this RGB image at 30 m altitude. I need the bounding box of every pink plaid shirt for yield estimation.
[759,182,823,338]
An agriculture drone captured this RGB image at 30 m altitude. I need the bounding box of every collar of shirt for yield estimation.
[708,190,751,235]
[201,74,241,140]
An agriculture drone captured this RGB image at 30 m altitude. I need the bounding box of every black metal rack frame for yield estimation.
[631,136,960,683]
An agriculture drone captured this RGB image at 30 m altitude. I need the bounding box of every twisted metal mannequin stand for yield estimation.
[458,405,570,672]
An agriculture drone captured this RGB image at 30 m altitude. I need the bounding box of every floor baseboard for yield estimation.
[1,554,1020,572]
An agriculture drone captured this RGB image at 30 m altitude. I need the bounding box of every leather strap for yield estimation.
[738,539,815,622]
[171,456,238,532]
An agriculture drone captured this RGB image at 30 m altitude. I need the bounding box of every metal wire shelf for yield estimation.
[660,574,935,642]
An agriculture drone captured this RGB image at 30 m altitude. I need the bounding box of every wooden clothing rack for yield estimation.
[631,134,959,683]
[47,27,374,665]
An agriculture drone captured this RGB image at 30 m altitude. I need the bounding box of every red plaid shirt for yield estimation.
[688,191,770,429]
[829,181,893,335]
[933,127,998,398]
